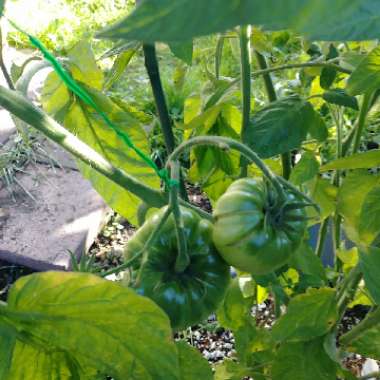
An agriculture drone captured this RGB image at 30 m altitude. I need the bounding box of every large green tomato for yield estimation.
[125,206,230,330]
[212,178,307,275]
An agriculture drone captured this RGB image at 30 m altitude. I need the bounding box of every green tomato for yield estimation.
[125,207,230,331]
[212,178,307,275]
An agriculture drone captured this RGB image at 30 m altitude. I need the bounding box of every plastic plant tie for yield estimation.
[6,17,177,188]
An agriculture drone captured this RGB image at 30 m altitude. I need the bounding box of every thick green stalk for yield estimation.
[352,92,372,154]
[167,136,299,203]
[239,25,252,177]
[170,161,189,273]
[255,51,292,179]
[143,44,175,153]
[143,43,188,199]
[337,265,363,319]
[0,85,166,207]
[340,297,380,347]
[316,218,329,257]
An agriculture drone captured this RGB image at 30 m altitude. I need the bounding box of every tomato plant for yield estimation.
[1,0,380,379]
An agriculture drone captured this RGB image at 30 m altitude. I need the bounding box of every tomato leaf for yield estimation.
[41,42,160,224]
[290,152,320,185]
[321,149,380,171]
[0,272,179,380]
[97,0,380,43]
[216,279,253,331]
[322,89,359,110]
[272,338,337,380]
[360,247,380,305]
[272,288,337,342]
[214,360,252,380]
[347,45,380,95]
[337,170,379,244]
[246,97,318,158]
[176,342,213,380]
[358,185,380,244]
[168,41,193,65]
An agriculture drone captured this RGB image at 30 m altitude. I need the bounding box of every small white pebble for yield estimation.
[361,359,379,379]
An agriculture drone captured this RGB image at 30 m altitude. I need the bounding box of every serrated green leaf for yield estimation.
[214,360,252,380]
[359,185,380,244]
[321,149,380,171]
[272,338,337,380]
[290,152,320,185]
[347,45,380,95]
[246,97,318,158]
[360,247,380,304]
[307,177,338,220]
[67,41,104,90]
[272,288,337,342]
[308,110,328,142]
[41,44,160,224]
[97,0,380,43]
[216,279,253,331]
[168,41,193,65]
[337,170,379,243]
[0,272,179,380]
[176,342,212,380]
[322,89,359,110]
[289,242,326,285]
[104,48,139,90]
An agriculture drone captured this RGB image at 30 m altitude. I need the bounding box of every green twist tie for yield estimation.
[7,18,173,188]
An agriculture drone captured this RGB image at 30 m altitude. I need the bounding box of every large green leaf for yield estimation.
[272,288,337,342]
[168,41,193,65]
[290,152,320,186]
[337,170,379,243]
[347,45,380,95]
[359,185,380,244]
[271,338,337,380]
[246,97,320,158]
[0,272,179,380]
[321,149,380,171]
[41,41,160,223]
[360,247,380,304]
[97,0,380,43]
[176,342,213,380]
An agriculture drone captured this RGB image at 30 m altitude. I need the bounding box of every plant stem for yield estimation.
[0,26,14,90]
[255,51,292,179]
[167,135,285,199]
[337,265,363,319]
[254,51,277,102]
[215,34,225,80]
[239,25,252,177]
[0,85,167,208]
[330,106,343,260]
[143,43,188,200]
[352,92,372,154]
[340,299,380,347]
[143,44,175,153]
[170,161,190,273]
[316,218,329,257]
[101,206,172,278]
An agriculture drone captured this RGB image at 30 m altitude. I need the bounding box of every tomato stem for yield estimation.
[167,135,286,200]
[352,91,372,154]
[239,25,252,177]
[170,161,190,273]
[101,206,173,278]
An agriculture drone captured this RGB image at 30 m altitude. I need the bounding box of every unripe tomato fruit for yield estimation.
[212,178,307,275]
